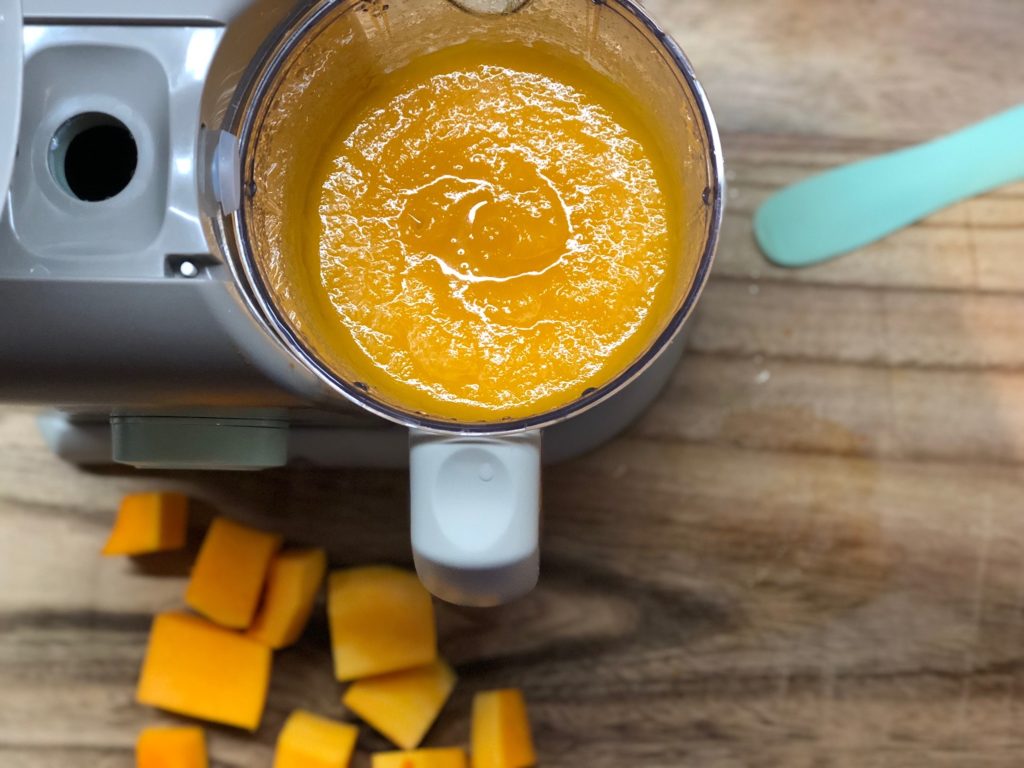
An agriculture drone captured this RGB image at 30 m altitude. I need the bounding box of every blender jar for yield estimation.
[209,0,723,606]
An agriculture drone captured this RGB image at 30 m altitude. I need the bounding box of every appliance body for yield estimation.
[5,0,395,470]
[0,0,723,604]
[2,0,706,471]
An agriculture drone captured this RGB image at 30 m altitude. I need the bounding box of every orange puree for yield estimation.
[307,43,681,421]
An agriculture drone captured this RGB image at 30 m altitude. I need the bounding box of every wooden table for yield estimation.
[4,1,1024,765]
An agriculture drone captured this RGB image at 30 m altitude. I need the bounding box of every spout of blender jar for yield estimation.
[409,430,541,607]
[445,0,532,14]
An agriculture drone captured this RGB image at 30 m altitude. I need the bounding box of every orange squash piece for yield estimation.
[471,690,536,768]
[273,710,359,768]
[248,548,327,649]
[343,659,456,750]
[372,749,468,768]
[136,726,208,768]
[102,492,188,556]
[185,517,282,629]
[136,612,272,731]
[328,566,436,681]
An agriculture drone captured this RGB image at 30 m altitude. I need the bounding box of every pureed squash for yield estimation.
[293,42,685,422]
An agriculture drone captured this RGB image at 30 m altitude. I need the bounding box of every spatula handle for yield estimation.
[755,104,1024,267]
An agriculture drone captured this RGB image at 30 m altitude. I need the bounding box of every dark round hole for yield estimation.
[50,113,137,202]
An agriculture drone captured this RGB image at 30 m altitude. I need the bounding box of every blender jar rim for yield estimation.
[218,0,725,436]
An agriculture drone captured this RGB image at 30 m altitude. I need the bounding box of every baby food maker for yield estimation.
[0,0,723,605]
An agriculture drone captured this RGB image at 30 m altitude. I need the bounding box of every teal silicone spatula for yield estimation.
[754,104,1024,268]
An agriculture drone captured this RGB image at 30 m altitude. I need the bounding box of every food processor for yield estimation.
[0,0,723,605]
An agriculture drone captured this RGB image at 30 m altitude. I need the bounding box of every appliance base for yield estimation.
[39,334,684,469]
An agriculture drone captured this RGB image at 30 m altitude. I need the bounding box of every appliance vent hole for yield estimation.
[49,113,138,202]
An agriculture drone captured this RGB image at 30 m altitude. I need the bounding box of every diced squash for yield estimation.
[471,690,536,768]
[343,659,456,750]
[273,710,358,768]
[185,517,282,629]
[136,726,208,768]
[328,566,436,681]
[102,492,188,556]
[248,548,327,649]
[372,748,469,768]
[136,612,272,731]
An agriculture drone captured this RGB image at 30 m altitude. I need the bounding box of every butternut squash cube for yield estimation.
[471,689,536,768]
[136,612,272,731]
[328,566,436,681]
[372,749,469,768]
[136,726,207,768]
[248,548,327,649]
[185,517,282,629]
[102,492,188,556]
[343,659,456,750]
[273,710,358,768]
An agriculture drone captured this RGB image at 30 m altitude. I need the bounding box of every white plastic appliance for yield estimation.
[0,0,723,605]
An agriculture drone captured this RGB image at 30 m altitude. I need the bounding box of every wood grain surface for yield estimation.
[4,1,1024,766]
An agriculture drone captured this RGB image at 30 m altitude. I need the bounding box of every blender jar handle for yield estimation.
[409,430,541,607]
